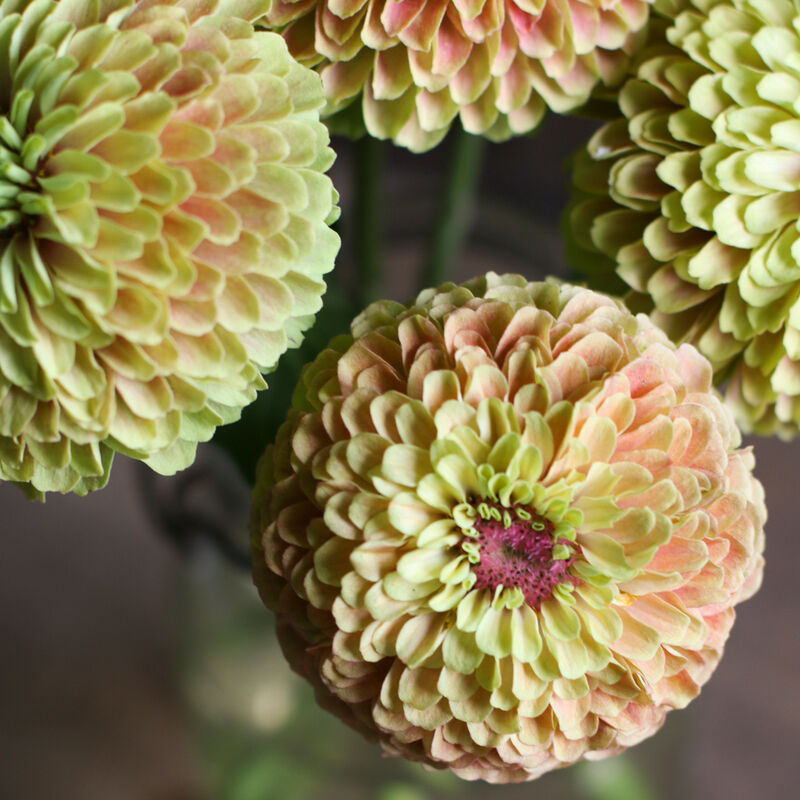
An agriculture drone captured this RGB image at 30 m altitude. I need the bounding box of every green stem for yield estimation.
[353,135,384,308]
[421,125,486,290]
[575,755,660,800]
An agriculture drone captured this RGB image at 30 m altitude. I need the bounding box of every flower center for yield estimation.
[462,503,575,608]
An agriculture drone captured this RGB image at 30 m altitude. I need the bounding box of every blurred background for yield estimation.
[1,121,796,800]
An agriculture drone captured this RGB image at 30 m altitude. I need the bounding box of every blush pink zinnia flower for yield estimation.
[260,0,654,151]
[251,273,765,782]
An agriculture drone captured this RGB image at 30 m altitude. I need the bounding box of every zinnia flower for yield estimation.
[251,273,765,782]
[567,0,800,437]
[0,0,339,495]
[261,0,654,151]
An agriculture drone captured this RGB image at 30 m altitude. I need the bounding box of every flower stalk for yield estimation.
[353,136,384,309]
[422,127,485,290]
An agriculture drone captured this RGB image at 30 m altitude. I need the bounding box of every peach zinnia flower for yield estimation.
[251,273,765,782]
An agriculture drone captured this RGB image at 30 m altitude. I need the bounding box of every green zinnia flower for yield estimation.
[0,0,339,496]
[567,0,800,438]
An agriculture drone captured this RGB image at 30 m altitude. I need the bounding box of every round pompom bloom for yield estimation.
[251,273,765,782]
[0,0,340,495]
[566,0,800,437]
[260,0,654,152]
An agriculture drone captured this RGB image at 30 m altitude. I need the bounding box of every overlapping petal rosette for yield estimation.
[260,0,654,151]
[251,273,765,782]
[566,0,800,437]
[0,0,340,495]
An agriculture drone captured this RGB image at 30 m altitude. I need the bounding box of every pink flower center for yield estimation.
[470,507,574,608]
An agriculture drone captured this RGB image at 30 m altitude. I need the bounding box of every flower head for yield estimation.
[251,273,765,782]
[261,0,654,151]
[0,0,339,495]
[567,0,800,437]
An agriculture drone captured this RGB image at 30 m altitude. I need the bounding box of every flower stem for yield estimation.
[353,135,384,308]
[421,125,486,290]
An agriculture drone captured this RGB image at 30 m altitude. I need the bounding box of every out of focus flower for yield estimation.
[0,0,339,495]
[567,0,800,437]
[251,273,765,782]
[260,0,654,151]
